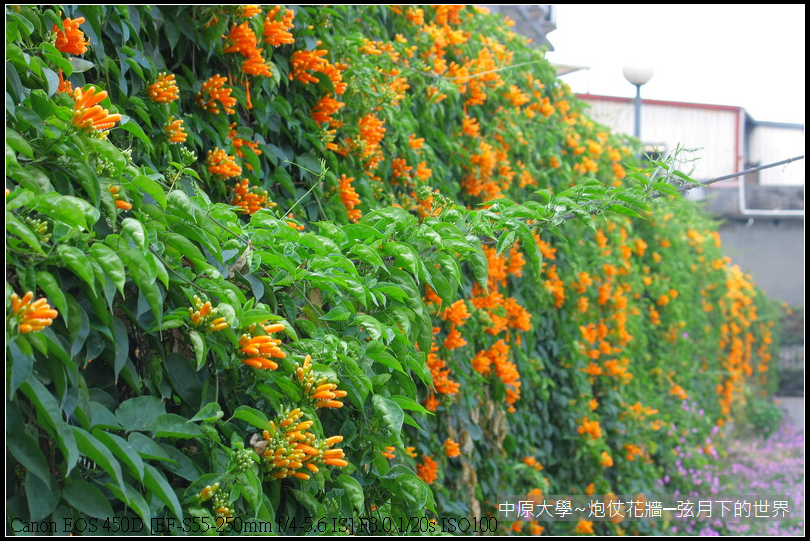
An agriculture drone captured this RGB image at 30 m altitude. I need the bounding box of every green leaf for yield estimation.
[119,116,152,148]
[132,174,168,208]
[290,489,326,519]
[337,474,364,513]
[89,402,122,430]
[6,215,45,254]
[19,379,79,475]
[188,330,206,370]
[105,482,151,532]
[128,432,176,463]
[92,429,144,482]
[382,242,421,281]
[191,402,224,423]
[122,217,148,250]
[153,413,203,439]
[62,479,114,520]
[90,243,126,296]
[144,464,184,521]
[7,431,52,488]
[57,245,96,293]
[116,395,166,432]
[6,127,33,158]
[26,471,60,522]
[387,395,433,415]
[69,57,96,73]
[35,271,68,322]
[232,406,270,430]
[73,427,126,493]
[39,193,88,230]
[372,394,404,442]
[608,204,644,218]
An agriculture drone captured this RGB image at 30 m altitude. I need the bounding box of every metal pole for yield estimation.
[633,83,642,139]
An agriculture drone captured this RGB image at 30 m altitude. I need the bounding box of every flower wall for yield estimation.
[6,5,780,535]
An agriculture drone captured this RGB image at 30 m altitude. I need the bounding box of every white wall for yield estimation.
[749,124,805,186]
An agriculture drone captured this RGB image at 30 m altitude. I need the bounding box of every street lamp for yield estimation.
[622,66,654,140]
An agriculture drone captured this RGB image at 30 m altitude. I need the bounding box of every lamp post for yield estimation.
[622,66,654,140]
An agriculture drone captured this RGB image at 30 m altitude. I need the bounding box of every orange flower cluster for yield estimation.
[416,455,439,485]
[600,451,613,467]
[442,325,467,350]
[577,417,602,440]
[57,69,73,93]
[294,354,347,408]
[197,75,237,114]
[164,117,187,144]
[10,292,58,333]
[574,520,594,534]
[231,178,275,214]
[108,186,132,210]
[206,148,242,179]
[310,95,344,125]
[188,295,228,332]
[223,22,273,77]
[239,322,286,370]
[544,264,566,308]
[444,438,460,458]
[290,49,329,84]
[357,113,386,168]
[440,300,471,326]
[669,384,688,401]
[522,456,543,471]
[260,408,347,480]
[382,446,396,459]
[241,5,262,18]
[263,6,295,46]
[71,87,121,133]
[53,17,89,55]
[148,72,179,103]
[227,123,262,161]
[624,444,644,461]
[338,174,362,222]
[426,337,461,397]
[471,339,521,411]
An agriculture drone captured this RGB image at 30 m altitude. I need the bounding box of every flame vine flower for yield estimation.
[53,17,90,55]
[108,186,132,210]
[206,148,242,179]
[293,354,347,408]
[231,178,276,214]
[148,72,180,103]
[257,408,347,481]
[263,6,295,46]
[338,174,362,222]
[71,87,121,134]
[197,75,237,114]
[188,295,228,332]
[9,292,58,333]
[238,322,286,370]
[164,116,187,144]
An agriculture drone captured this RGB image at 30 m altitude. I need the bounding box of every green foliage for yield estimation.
[6,5,779,536]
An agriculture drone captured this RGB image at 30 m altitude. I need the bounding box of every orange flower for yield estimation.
[444,438,460,458]
[57,69,73,93]
[670,385,688,400]
[290,49,329,84]
[263,6,295,46]
[443,325,467,350]
[239,322,287,370]
[108,186,132,210]
[310,95,344,125]
[600,451,613,467]
[589,398,599,411]
[440,300,471,327]
[148,72,179,103]
[207,148,242,179]
[574,520,594,534]
[71,87,121,133]
[197,75,237,114]
[188,295,228,332]
[241,5,262,18]
[53,17,89,56]
[338,174,362,222]
[624,444,644,461]
[577,418,602,440]
[416,455,439,485]
[164,116,187,144]
[10,292,58,333]
[382,446,396,460]
[231,178,276,214]
[294,354,347,408]
[585,483,596,496]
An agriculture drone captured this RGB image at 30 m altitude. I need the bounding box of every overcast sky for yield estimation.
[545,4,805,125]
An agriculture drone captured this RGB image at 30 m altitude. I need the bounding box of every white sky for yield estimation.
[545,4,806,125]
